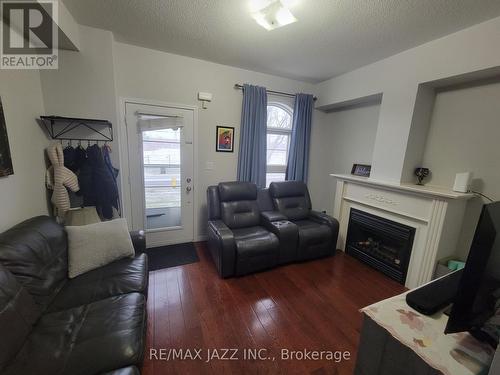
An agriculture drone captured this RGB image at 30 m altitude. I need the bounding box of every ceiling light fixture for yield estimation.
[250,0,298,31]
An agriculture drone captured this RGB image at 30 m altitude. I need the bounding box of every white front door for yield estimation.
[125,102,194,247]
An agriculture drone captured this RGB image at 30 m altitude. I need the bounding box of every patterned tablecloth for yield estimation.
[361,292,495,375]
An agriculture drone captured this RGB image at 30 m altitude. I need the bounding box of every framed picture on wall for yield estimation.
[216,126,235,152]
[0,97,13,177]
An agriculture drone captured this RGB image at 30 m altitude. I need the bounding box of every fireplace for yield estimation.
[346,208,415,284]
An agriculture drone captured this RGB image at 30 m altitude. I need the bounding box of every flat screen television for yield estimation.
[445,201,500,347]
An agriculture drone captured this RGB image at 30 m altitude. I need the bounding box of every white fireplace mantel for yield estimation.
[330,174,474,200]
[331,174,475,289]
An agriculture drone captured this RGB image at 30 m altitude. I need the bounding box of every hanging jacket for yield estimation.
[74,145,88,171]
[78,144,119,219]
[103,145,119,181]
[77,147,94,203]
[103,145,120,215]
[63,145,79,172]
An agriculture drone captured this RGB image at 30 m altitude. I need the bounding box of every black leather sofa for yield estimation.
[0,216,148,375]
[207,181,339,277]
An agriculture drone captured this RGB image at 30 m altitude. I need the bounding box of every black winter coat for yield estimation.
[78,144,119,219]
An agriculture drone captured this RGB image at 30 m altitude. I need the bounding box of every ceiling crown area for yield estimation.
[63,0,500,83]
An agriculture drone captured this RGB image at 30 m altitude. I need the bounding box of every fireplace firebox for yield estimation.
[346,208,415,284]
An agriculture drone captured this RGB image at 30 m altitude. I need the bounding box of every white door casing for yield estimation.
[122,100,197,247]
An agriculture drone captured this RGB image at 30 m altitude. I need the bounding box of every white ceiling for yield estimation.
[63,0,500,83]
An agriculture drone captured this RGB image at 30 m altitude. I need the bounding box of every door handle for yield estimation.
[186,186,192,192]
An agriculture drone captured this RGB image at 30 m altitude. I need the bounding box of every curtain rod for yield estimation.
[234,84,317,101]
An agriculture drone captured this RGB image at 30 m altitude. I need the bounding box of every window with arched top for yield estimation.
[266,103,293,187]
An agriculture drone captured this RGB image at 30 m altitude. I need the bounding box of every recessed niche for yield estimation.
[422,78,500,193]
[324,101,381,176]
[421,78,500,259]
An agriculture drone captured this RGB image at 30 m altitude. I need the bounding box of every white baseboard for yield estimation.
[195,234,207,242]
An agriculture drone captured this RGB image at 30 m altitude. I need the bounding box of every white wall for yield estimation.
[40,25,116,123]
[112,41,315,239]
[0,69,49,231]
[307,110,330,211]
[422,80,500,259]
[39,25,118,164]
[308,103,380,214]
[316,16,500,183]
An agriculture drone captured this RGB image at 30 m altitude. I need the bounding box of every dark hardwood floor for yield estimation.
[142,243,406,375]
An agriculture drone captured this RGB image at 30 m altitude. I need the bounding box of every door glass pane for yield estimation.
[143,128,181,229]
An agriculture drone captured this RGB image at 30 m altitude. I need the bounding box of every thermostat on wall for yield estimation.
[198,92,213,101]
[198,92,213,109]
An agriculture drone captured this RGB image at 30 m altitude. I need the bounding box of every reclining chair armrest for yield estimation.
[261,212,298,264]
[208,220,234,241]
[208,220,236,278]
[130,230,146,253]
[309,211,340,251]
[309,211,339,230]
[260,211,288,226]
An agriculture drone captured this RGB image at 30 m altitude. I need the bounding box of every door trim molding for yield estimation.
[117,97,199,242]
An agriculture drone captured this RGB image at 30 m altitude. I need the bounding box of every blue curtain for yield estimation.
[237,84,267,188]
[286,93,314,182]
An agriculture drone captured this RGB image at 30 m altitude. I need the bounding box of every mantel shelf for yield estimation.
[330,173,475,200]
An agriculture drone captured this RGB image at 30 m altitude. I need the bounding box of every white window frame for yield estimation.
[266,102,293,182]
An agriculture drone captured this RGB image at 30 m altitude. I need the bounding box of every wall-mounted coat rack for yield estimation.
[40,115,113,142]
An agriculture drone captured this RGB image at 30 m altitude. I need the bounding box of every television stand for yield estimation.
[355,291,496,375]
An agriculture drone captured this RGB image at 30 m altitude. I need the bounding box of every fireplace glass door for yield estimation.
[346,208,415,284]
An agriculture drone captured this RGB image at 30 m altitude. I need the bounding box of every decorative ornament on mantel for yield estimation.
[414,167,430,185]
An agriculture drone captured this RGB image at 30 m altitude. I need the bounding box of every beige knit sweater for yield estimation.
[45,143,80,218]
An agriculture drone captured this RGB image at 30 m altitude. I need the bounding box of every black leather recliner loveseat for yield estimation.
[0,216,148,375]
[207,181,339,277]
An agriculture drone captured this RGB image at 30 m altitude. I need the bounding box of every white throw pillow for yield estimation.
[66,218,135,278]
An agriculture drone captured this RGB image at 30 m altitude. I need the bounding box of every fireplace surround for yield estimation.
[331,174,475,288]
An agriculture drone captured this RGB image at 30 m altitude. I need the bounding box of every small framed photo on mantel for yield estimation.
[216,126,235,152]
[351,163,371,177]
